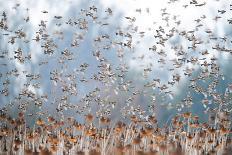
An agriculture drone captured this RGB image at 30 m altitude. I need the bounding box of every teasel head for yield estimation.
[14,137,22,146]
[148,115,158,125]
[11,118,17,127]
[67,117,74,124]
[99,116,110,125]
[1,125,11,136]
[220,126,229,135]
[145,125,154,135]
[0,111,7,120]
[186,134,194,140]
[36,118,45,126]
[207,127,216,134]
[18,111,24,118]
[64,141,73,151]
[132,136,141,145]
[26,132,35,141]
[84,127,96,136]
[214,141,222,151]
[6,115,13,123]
[47,116,55,123]
[208,149,217,155]
[155,134,166,143]
[208,139,214,144]
[48,134,60,145]
[202,122,209,129]
[198,130,206,138]
[189,122,199,128]
[85,114,94,123]
[130,115,138,123]
[182,112,191,119]
[176,121,183,128]
[49,144,58,153]
[53,120,61,129]
[74,122,83,131]
[15,118,25,126]
[140,128,147,137]
[13,145,20,152]
[65,126,72,133]
[57,120,65,127]
[68,135,77,143]
[192,115,199,121]
[114,121,126,134]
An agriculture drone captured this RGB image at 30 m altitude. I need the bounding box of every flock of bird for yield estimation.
[0,0,232,154]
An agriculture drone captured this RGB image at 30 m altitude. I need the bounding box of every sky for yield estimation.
[0,0,232,124]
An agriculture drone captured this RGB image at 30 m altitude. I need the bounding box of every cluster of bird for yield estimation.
[0,0,232,154]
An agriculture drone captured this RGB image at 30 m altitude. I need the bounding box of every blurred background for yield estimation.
[0,0,232,126]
